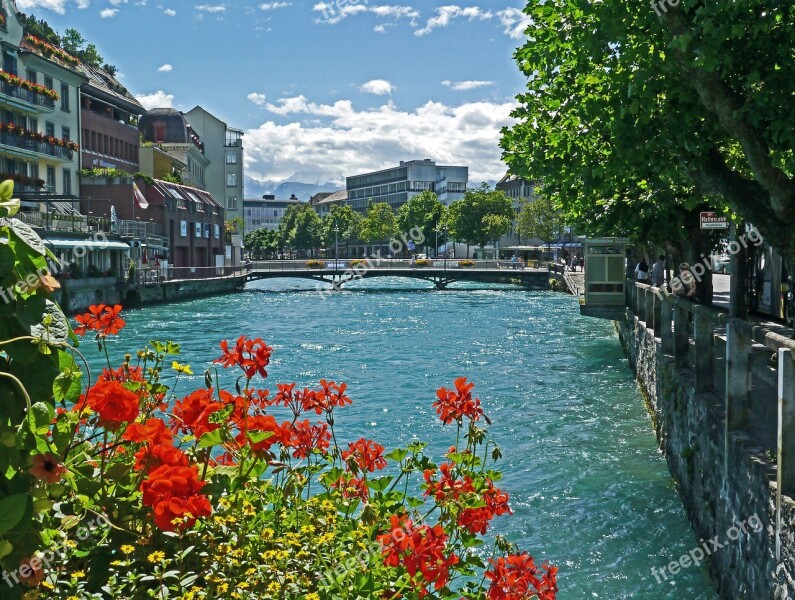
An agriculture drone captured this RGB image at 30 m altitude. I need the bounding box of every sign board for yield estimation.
[700,212,728,230]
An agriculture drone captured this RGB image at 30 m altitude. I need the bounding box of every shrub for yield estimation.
[350,259,368,267]
[415,258,432,266]
[305,259,324,268]
[458,259,476,267]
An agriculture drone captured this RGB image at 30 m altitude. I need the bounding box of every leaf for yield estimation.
[27,402,53,435]
[30,300,70,347]
[0,493,29,534]
[247,430,274,445]
[0,198,20,218]
[198,429,224,448]
[8,219,45,256]
[0,180,13,201]
[53,351,83,403]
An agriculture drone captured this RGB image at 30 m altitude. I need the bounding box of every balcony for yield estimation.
[117,219,169,249]
[22,211,110,234]
[0,131,74,161]
[0,81,55,111]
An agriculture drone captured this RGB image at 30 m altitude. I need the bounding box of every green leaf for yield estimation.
[385,448,408,462]
[0,180,14,201]
[53,351,83,403]
[28,402,53,435]
[0,198,20,218]
[30,300,70,348]
[8,219,45,256]
[198,429,224,448]
[0,493,29,534]
[247,430,274,445]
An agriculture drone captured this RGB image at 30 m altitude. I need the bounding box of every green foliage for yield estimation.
[321,204,362,248]
[501,0,795,266]
[446,185,514,248]
[516,196,564,246]
[396,191,446,252]
[18,13,60,45]
[358,202,398,244]
[244,227,279,259]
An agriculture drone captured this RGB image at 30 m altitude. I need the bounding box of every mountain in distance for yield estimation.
[244,172,343,202]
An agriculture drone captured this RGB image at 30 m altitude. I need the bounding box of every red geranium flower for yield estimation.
[235,414,286,455]
[171,388,222,438]
[285,420,331,459]
[423,463,475,503]
[123,418,173,446]
[73,304,125,336]
[133,442,189,472]
[304,379,353,415]
[141,463,212,531]
[458,482,513,535]
[80,380,140,429]
[433,377,484,425]
[342,438,387,473]
[331,474,369,502]
[73,304,105,336]
[485,553,558,600]
[29,452,67,484]
[98,304,125,335]
[214,335,273,379]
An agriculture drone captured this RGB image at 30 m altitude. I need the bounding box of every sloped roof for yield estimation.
[317,189,348,204]
[79,64,144,113]
[151,180,222,210]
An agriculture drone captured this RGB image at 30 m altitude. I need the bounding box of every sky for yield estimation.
[17,0,531,189]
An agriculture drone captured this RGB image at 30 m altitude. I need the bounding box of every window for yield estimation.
[62,169,71,195]
[228,197,238,210]
[62,126,70,141]
[60,84,69,111]
[44,76,53,92]
[46,166,56,192]
[45,122,55,137]
[153,123,166,142]
[226,173,237,187]
[25,69,36,83]
[27,117,37,132]
[3,52,17,75]
[225,150,237,164]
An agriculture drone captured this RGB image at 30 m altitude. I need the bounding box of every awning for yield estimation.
[44,239,131,251]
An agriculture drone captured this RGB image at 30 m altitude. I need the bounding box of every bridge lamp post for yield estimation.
[334,224,339,266]
[443,225,448,271]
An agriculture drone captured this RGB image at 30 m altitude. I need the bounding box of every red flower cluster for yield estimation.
[287,420,331,459]
[378,514,459,597]
[236,414,289,456]
[433,377,484,425]
[171,388,222,438]
[74,304,126,336]
[330,474,369,502]
[141,463,212,531]
[214,336,273,379]
[24,35,80,65]
[342,438,387,473]
[79,380,139,430]
[484,553,558,600]
[305,379,353,415]
[458,482,513,535]
[423,463,475,503]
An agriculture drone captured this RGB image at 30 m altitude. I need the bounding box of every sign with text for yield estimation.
[700,212,728,230]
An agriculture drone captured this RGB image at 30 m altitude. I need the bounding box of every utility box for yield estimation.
[581,237,629,320]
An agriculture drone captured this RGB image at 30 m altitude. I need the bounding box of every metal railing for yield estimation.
[0,81,56,109]
[0,131,73,160]
[628,280,795,561]
[246,259,543,272]
[22,211,110,234]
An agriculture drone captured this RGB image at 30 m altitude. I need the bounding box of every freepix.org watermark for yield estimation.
[2,513,111,589]
[0,231,111,305]
[316,0,368,22]
[650,513,763,584]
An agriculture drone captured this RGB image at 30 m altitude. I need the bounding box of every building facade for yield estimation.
[0,5,85,198]
[139,108,209,190]
[244,195,302,232]
[185,105,244,224]
[345,159,468,213]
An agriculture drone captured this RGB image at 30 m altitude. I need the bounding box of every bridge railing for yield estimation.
[248,259,541,272]
[628,280,795,560]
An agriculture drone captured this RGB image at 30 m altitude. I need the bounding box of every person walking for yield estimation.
[634,257,649,282]
[651,255,666,287]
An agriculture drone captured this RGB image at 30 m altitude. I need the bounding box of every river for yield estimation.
[95,278,718,599]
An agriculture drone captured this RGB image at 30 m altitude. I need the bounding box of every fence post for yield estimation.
[660,295,673,354]
[653,289,662,337]
[636,286,646,322]
[673,301,690,369]
[692,306,714,393]
[777,348,795,562]
[645,287,655,331]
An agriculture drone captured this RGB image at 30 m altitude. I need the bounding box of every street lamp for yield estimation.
[334,224,339,266]
[443,225,448,271]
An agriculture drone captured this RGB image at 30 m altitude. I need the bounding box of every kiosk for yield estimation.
[581,237,629,320]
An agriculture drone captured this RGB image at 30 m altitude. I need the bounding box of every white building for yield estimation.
[244,194,302,232]
[346,159,468,213]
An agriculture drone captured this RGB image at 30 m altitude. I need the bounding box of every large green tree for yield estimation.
[358,202,398,250]
[446,185,514,249]
[321,205,362,256]
[396,191,446,255]
[501,0,795,271]
[516,196,564,251]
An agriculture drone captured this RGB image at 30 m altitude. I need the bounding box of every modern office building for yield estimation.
[345,159,468,213]
[184,105,244,223]
[310,189,347,219]
[244,194,302,232]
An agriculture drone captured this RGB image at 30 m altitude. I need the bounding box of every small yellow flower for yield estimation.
[172,361,193,375]
[147,551,166,564]
[120,545,135,555]
[70,570,85,579]
[306,594,320,600]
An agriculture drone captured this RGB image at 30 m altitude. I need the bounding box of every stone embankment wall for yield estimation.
[618,300,795,599]
[56,276,246,314]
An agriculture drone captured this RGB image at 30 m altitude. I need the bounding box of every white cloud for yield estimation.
[247,92,267,106]
[109,0,127,5]
[360,79,394,96]
[373,24,387,33]
[496,8,532,40]
[157,64,173,72]
[415,6,493,36]
[99,8,119,17]
[16,0,67,10]
[161,7,176,16]
[135,90,175,110]
[442,80,493,91]
[195,3,225,12]
[76,0,90,8]
[313,3,417,25]
[259,1,290,9]
[244,96,515,185]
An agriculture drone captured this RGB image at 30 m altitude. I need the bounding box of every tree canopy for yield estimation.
[500,0,795,268]
[19,16,117,74]
[358,202,398,245]
[446,185,514,248]
[516,196,564,247]
[396,191,446,253]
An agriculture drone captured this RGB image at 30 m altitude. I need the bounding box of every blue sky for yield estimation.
[18,1,531,186]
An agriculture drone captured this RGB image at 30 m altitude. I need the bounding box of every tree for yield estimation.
[516,197,564,252]
[358,202,397,252]
[60,29,86,54]
[446,184,514,249]
[243,228,278,259]
[290,208,323,256]
[500,0,795,273]
[322,205,362,257]
[396,191,446,255]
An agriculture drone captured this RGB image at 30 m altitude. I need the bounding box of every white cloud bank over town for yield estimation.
[135,90,175,110]
[244,96,515,185]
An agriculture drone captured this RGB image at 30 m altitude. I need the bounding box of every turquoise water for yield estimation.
[93,278,717,599]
